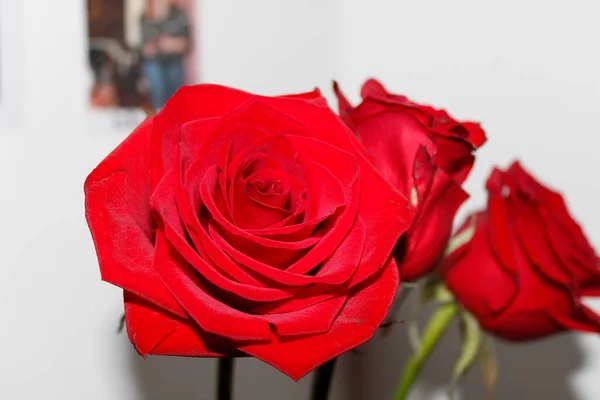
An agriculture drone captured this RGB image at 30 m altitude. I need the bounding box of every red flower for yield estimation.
[84,84,412,379]
[334,79,485,281]
[442,162,600,340]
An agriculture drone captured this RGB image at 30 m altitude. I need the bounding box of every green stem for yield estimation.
[394,303,458,400]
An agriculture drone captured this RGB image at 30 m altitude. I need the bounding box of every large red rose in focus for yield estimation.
[334,79,486,281]
[442,162,600,340]
[84,84,412,379]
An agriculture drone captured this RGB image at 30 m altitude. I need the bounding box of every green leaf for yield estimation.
[479,335,498,400]
[408,316,422,353]
[448,312,482,398]
[445,216,476,256]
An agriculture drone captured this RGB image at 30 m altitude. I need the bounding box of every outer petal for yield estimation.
[336,79,486,184]
[354,110,435,196]
[489,310,561,341]
[280,88,329,107]
[432,136,476,184]
[398,149,468,280]
[441,213,518,319]
[332,81,354,127]
[553,304,600,336]
[124,291,232,357]
[508,161,600,286]
[241,257,400,380]
[490,261,600,340]
[485,168,521,279]
[84,118,185,318]
[359,78,486,151]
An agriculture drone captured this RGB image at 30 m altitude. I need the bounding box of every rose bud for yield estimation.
[84,84,412,380]
[334,79,486,281]
[441,162,600,340]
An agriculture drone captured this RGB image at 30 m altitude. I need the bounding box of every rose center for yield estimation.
[246,175,291,211]
[252,179,284,196]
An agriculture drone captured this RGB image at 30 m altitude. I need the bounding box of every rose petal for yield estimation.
[442,213,518,316]
[350,111,435,196]
[486,169,520,278]
[397,149,469,281]
[207,194,365,290]
[240,257,400,380]
[280,88,329,107]
[263,295,347,338]
[151,167,296,303]
[433,136,476,184]
[153,230,273,341]
[201,165,321,268]
[84,118,185,318]
[170,148,266,286]
[508,162,600,284]
[232,165,293,229]
[515,201,580,297]
[151,85,254,190]
[552,303,600,335]
[359,78,486,151]
[208,220,357,287]
[124,291,231,357]
[490,310,561,341]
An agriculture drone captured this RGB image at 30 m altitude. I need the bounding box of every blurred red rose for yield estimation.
[442,162,600,340]
[84,84,412,379]
[334,79,485,281]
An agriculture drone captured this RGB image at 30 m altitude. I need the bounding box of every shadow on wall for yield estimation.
[128,342,322,400]
[343,294,586,400]
[124,295,585,399]
[128,350,217,400]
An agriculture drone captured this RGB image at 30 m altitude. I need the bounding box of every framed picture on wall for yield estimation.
[85,0,199,132]
[0,0,24,133]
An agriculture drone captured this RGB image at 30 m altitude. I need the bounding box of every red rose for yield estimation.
[334,79,486,281]
[441,162,600,340]
[84,84,412,379]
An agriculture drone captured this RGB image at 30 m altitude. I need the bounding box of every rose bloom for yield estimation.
[84,84,412,379]
[334,79,486,281]
[442,162,600,340]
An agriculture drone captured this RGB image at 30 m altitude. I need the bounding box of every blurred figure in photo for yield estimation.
[141,0,191,110]
[86,0,196,111]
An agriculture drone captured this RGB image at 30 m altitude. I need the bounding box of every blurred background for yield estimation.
[1,0,600,399]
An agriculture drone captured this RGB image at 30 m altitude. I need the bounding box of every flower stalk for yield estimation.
[217,358,234,400]
[394,302,458,400]
[310,358,338,400]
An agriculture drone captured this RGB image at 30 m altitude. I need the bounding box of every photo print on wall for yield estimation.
[86,0,198,130]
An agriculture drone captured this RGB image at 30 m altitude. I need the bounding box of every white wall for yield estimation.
[1,0,600,399]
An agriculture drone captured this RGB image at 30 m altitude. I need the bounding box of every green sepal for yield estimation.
[479,334,498,399]
[448,311,482,398]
